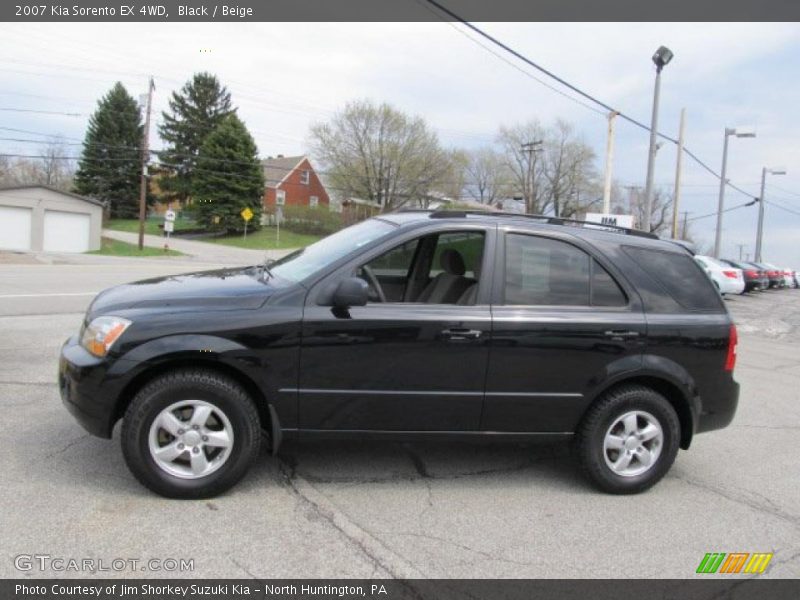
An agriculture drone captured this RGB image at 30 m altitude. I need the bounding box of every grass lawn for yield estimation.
[206,226,322,250]
[89,237,184,257]
[106,217,195,236]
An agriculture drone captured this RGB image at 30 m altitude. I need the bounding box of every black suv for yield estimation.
[59,211,739,498]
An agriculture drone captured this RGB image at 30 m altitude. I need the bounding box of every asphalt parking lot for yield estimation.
[1,257,798,579]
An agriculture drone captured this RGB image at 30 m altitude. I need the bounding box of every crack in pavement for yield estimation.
[230,557,259,580]
[276,458,427,591]
[44,433,91,459]
[669,474,800,528]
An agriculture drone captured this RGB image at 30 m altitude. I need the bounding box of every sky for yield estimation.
[1,21,799,265]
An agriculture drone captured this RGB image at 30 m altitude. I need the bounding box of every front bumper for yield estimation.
[59,336,117,438]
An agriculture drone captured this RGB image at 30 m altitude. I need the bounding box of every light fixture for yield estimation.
[652,46,674,70]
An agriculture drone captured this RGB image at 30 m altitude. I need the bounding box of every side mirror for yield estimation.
[333,277,369,308]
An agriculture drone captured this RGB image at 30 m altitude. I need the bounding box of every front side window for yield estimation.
[503,234,626,307]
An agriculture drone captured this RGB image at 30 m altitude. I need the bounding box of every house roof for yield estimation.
[0,185,106,207]
[262,155,306,188]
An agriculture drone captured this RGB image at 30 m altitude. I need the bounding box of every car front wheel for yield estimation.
[122,370,261,499]
[576,384,680,494]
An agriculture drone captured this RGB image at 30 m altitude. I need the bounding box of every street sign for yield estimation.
[163,221,174,233]
[164,209,176,222]
[585,213,634,230]
[240,207,254,222]
[275,206,283,224]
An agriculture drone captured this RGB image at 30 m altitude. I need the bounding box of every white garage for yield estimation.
[0,185,104,253]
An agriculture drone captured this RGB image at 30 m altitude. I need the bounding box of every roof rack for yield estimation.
[393,209,659,240]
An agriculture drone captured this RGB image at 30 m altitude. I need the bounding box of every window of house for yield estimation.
[309,195,319,208]
[503,234,627,307]
[275,189,286,205]
[300,170,310,185]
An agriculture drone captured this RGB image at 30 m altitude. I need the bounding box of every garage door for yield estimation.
[0,206,33,251]
[43,210,91,253]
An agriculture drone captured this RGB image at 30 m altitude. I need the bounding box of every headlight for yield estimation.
[80,316,132,357]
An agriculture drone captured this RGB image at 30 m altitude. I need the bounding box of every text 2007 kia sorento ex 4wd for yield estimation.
[59,211,739,498]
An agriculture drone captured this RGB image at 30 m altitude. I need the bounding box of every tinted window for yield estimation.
[366,239,419,277]
[504,235,590,306]
[623,246,722,311]
[430,232,484,279]
[592,259,627,306]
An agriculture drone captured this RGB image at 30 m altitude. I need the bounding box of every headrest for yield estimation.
[440,249,466,276]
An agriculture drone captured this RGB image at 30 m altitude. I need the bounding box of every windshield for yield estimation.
[268,218,395,282]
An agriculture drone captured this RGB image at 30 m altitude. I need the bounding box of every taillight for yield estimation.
[725,324,738,372]
[745,270,757,278]
[723,270,738,279]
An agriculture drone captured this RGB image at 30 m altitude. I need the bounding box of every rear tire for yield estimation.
[122,369,262,499]
[576,385,680,494]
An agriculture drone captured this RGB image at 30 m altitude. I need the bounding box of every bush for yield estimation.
[271,205,343,236]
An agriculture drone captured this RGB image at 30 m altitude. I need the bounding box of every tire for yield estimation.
[122,369,262,499]
[576,384,680,494]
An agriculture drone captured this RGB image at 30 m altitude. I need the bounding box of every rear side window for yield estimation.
[504,234,626,307]
[623,246,722,311]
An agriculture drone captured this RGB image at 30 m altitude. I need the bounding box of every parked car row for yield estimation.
[694,255,799,294]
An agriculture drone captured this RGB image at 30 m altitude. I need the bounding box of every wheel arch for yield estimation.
[113,357,281,452]
[584,374,695,449]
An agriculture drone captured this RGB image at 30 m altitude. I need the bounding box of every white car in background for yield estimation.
[694,255,746,295]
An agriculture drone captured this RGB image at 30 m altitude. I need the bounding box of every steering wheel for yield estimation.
[361,265,387,303]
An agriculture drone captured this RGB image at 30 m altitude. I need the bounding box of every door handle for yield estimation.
[604,330,640,339]
[441,328,483,341]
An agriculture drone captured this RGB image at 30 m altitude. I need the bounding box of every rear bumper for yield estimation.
[695,378,740,435]
[59,336,117,438]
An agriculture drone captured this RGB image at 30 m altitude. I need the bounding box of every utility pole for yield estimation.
[521,140,542,214]
[681,211,690,240]
[671,108,686,239]
[755,166,787,262]
[602,111,618,214]
[735,244,746,261]
[137,77,155,251]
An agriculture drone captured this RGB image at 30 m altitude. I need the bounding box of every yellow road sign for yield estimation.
[240,207,254,222]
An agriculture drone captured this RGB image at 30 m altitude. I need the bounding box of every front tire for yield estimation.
[576,385,680,494]
[122,370,261,499]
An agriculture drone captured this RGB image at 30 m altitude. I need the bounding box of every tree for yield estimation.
[191,114,264,234]
[497,120,546,213]
[463,146,512,205]
[38,137,74,190]
[612,185,673,235]
[541,120,599,218]
[309,99,451,211]
[73,82,143,217]
[158,72,234,203]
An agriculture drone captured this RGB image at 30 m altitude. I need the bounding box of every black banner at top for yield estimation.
[2,0,799,22]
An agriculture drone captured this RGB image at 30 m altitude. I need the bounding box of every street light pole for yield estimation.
[602,111,618,214]
[671,108,686,239]
[755,166,787,262]
[643,46,673,233]
[713,126,755,258]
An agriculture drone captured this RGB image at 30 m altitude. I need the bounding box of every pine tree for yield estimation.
[158,72,234,203]
[192,114,264,234]
[73,82,143,218]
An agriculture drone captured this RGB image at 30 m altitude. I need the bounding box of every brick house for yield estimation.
[262,155,330,210]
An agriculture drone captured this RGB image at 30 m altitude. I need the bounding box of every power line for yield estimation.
[766,200,800,217]
[0,107,84,117]
[687,201,755,222]
[423,0,760,202]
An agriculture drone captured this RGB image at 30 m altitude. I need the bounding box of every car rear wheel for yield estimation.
[576,384,680,494]
[122,370,261,499]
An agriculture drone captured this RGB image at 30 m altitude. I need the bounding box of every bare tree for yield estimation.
[497,120,546,213]
[309,100,452,211]
[0,137,74,190]
[613,185,673,234]
[39,136,74,190]
[541,120,599,218]
[463,146,512,205]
